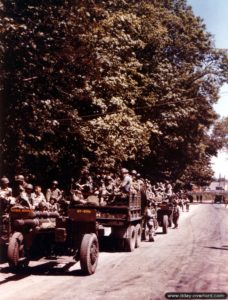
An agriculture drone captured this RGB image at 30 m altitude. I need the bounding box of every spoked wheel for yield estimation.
[135,224,142,248]
[7,232,29,270]
[80,233,99,275]
[162,215,168,234]
[124,225,136,252]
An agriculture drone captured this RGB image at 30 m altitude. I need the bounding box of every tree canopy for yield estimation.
[213,117,228,151]
[0,0,227,185]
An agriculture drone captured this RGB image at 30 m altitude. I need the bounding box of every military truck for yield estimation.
[214,187,225,203]
[7,192,143,275]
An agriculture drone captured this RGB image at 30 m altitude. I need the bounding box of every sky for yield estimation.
[188,0,228,179]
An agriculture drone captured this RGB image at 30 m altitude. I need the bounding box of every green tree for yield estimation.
[0,0,227,185]
[213,117,228,150]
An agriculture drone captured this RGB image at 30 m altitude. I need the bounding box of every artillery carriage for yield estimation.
[156,201,173,234]
[6,191,143,275]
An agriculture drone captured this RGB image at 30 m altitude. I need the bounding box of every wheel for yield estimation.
[80,233,99,275]
[162,215,168,234]
[135,224,142,248]
[124,225,136,252]
[141,225,148,241]
[7,232,29,269]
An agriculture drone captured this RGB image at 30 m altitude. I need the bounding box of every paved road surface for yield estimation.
[0,203,228,300]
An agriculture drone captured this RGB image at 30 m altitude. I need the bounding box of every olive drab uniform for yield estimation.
[0,181,13,213]
[173,204,180,228]
[19,192,33,208]
[145,204,157,241]
[0,186,12,201]
[46,186,62,211]
[121,174,132,193]
[184,199,190,212]
[31,187,47,210]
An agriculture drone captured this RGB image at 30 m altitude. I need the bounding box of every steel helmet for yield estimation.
[15,175,25,181]
[1,177,9,184]
[26,184,33,190]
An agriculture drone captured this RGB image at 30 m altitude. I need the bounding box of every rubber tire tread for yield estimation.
[80,233,99,275]
[162,215,168,234]
[135,224,142,248]
[7,232,23,268]
[125,225,136,252]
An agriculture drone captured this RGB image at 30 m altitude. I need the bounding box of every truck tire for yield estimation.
[162,215,168,234]
[135,224,142,248]
[125,225,136,252]
[168,214,173,227]
[7,232,29,269]
[80,233,99,275]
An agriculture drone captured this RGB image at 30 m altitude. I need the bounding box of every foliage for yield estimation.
[213,117,228,151]
[0,0,227,185]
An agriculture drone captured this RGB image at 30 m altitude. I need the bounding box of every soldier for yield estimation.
[46,180,62,206]
[103,176,115,203]
[184,198,190,212]
[172,200,181,228]
[120,168,132,193]
[0,177,15,212]
[71,189,87,205]
[78,169,93,195]
[179,198,184,212]
[145,180,155,201]
[0,177,13,200]
[14,174,27,197]
[165,181,173,197]
[18,184,34,208]
[31,185,47,210]
[145,200,157,242]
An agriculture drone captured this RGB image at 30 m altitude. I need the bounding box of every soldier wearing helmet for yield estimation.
[14,174,27,197]
[0,177,12,197]
[172,199,180,229]
[131,170,139,194]
[46,180,62,209]
[18,183,34,208]
[144,200,157,242]
[120,168,132,193]
[0,177,14,210]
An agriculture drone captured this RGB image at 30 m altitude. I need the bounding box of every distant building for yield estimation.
[208,180,228,191]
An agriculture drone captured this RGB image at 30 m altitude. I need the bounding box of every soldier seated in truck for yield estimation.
[0,177,15,212]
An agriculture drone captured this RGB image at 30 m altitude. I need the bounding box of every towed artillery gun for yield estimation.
[156,200,173,234]
[7,207,59,269]
[7,205,99,275]
[7,191,143,275]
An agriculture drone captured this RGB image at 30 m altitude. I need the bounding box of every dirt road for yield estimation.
[1,203,228,300]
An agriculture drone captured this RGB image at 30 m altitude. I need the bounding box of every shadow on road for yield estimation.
[205,246,228,251]
[0,261,87,283]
